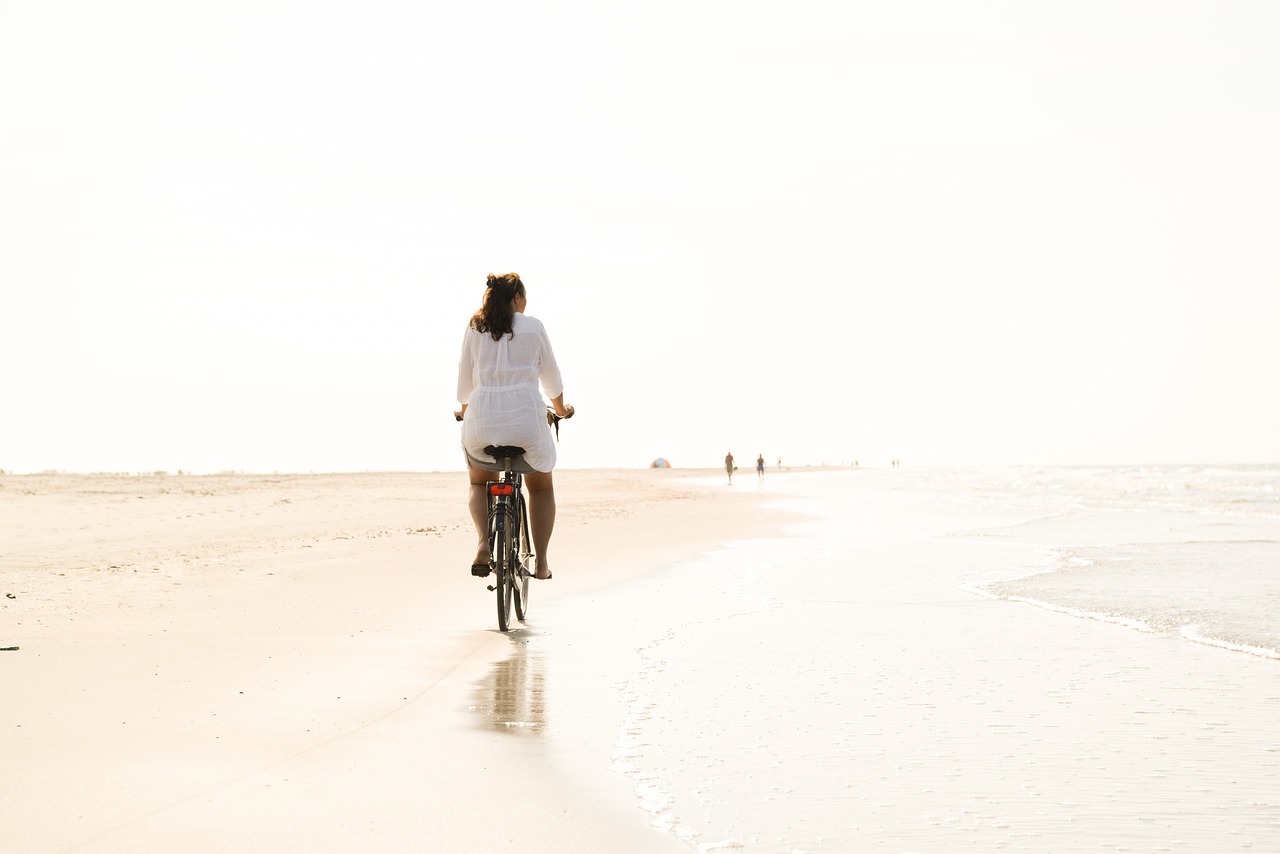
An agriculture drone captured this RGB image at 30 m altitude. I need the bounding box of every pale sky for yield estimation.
[2,1,1277,473]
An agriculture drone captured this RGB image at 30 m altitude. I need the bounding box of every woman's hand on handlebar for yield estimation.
[548,394,573,420]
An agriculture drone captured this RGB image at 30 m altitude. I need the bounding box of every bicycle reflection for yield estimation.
[473,638,546,735]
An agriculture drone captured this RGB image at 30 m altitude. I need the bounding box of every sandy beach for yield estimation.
[1,469,782,853]
[4,467,1278,853]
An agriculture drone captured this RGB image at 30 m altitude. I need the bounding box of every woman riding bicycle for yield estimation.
[456,273,572,580]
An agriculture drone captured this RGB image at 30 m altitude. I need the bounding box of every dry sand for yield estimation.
[1,470,782,853]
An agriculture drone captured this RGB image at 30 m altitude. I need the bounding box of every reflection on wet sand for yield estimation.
[473,635,546,734]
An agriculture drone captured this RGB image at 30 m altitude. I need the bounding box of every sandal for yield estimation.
[471,562,491,578]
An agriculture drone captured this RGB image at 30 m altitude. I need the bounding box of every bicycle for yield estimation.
[478,443,533,631]
[458,408,572,632]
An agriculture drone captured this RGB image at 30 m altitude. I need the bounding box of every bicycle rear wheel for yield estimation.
[493,503,514,632]
[513,493,531,622]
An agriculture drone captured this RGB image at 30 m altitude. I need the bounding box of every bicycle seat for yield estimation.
[483,445,527,460]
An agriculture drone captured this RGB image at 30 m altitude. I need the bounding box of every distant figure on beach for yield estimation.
[757,454,765,479]
[725,451,735,484]
[456,273,572,581]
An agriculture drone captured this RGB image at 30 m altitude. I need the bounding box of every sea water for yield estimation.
[961,465,1280,658]
[497,465,1280,852]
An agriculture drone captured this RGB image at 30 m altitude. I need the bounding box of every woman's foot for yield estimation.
[534,559,552,580]
[471,548,491,577]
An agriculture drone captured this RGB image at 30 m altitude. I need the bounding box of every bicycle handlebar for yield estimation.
[546,405,573,441]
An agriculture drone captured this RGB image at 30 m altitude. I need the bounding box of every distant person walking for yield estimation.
[725,451,735,485]
[756,454,765,479]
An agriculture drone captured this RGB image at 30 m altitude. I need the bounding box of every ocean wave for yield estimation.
[1178,625,1280,660]
[977,590,1156,633]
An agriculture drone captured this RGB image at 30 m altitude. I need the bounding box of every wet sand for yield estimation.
[0,470,781,853]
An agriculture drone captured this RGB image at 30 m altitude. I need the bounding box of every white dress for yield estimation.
[457,313,564,472]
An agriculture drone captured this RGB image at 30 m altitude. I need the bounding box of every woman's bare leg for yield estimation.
[524,470,555,578]
[467,464,490,566]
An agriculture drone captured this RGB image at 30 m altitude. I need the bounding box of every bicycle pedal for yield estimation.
[486,585,496,592]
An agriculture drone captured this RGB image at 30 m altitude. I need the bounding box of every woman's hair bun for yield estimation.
[485,272,522,296]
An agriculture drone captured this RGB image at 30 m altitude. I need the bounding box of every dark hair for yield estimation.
[469,273,526,341]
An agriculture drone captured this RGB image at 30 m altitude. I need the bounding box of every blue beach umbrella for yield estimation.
[650,457,672,468]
